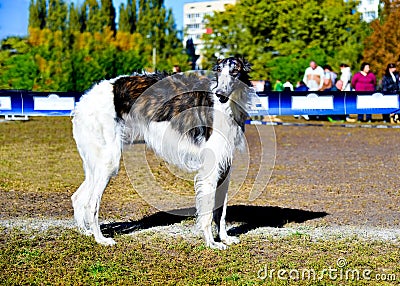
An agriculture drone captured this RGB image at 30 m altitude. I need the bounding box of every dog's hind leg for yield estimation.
[86,127,122,246]
[71,175,92,235]
[71,80,123,245]
[213,166,240,246]
[86,171,116,245]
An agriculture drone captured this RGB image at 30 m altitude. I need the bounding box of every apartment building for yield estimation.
[183,0,237,66]
[357,0,381,22]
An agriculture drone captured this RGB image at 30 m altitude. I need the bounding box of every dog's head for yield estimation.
[212,57,251,103]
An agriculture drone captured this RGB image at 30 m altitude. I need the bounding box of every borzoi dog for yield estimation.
[72,57,253,249]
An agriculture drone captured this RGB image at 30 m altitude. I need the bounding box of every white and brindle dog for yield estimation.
[72,57,254,249]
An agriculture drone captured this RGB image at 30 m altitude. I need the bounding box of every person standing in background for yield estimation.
[172,65,181,74]
[273,79,284,91]
[381,63,400,123]
[264,78,272,92]
[283,79,294,91]
[321,65,337,91]
[339,63,352,91]
[295,81,309,91]
[382,63,400,92]
[352,62,376,122]
[303,61,325,91]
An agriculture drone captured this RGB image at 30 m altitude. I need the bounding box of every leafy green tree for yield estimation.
[118,3,131,33]
[78,2,87,33]
[135,0,186,71]
[37,0,47,29]
[100,0,116,34]
[3,0,185,91]
[118,0,137,33]
[202,0,369,81]
[85,0,102,33]
[47,0,68,32]
[0,38,39,90]
[28,0,41,28]
[68,3,80,32]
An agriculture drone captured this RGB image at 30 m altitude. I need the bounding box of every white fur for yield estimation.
[72,81,122,245]
[194,96,241,248]
[72,74,245,249]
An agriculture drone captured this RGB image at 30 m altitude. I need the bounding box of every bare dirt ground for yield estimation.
[0,117,399,240]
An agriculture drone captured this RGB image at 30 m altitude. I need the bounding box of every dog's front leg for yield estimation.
[195,170,227,250]
[213,166,240,246]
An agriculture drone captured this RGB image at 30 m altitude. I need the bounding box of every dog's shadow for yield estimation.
[101,205,327,237]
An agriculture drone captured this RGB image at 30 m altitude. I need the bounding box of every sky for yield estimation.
[0,0,208,40]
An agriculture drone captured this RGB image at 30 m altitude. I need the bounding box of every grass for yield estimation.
[1,227,399,285]
[0,117,81,192]
[0,117,399,285]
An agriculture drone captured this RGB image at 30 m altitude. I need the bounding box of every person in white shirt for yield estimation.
[283,79,294,91]
[303,61,325,91]
[339,63,352,91]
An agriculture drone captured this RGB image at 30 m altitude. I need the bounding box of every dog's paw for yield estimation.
[207,241,228,250]
[96,236,116,246]
[77,226,93,236]
[221,235,240,246]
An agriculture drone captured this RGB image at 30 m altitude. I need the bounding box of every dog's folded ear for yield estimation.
[212,58,224,71]
[240,58,252,72]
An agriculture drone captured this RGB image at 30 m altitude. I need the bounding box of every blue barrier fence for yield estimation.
[0,90,82,117]
[0,90,399,117]
[250,91,400,116]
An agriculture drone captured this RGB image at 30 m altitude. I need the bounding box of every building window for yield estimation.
[187,24,200,29]
[365,11,376,19]
[187,13,201,19]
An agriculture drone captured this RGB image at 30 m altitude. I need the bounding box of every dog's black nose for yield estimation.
[216,93,229,103]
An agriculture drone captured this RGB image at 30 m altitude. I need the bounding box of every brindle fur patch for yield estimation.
[113,73,168,119]
[113,73,214,144]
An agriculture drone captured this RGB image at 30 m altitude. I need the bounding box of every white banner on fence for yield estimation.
[0,96,12,110]
[292,93,334,110]
[33,94,75,111]
[356,93,399,109]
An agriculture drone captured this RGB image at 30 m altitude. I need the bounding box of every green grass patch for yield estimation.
[1,117,399,285]
[1,228,399,285]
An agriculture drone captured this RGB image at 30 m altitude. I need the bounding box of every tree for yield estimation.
[78,2,87,33]
[68,3,80,33]
[47,0,68,32]
[100,0,116,34]
[135,0,186,71]
[85,0,102,33]
[37,0,47,29]
[28,0,41,28]
[202,0,369,81]
[118,0,137,33]
[363,0,400,79]
[2,0,185,91]
[0,38,39,90]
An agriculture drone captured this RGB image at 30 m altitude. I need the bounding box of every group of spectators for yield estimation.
[261,60,400,122]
